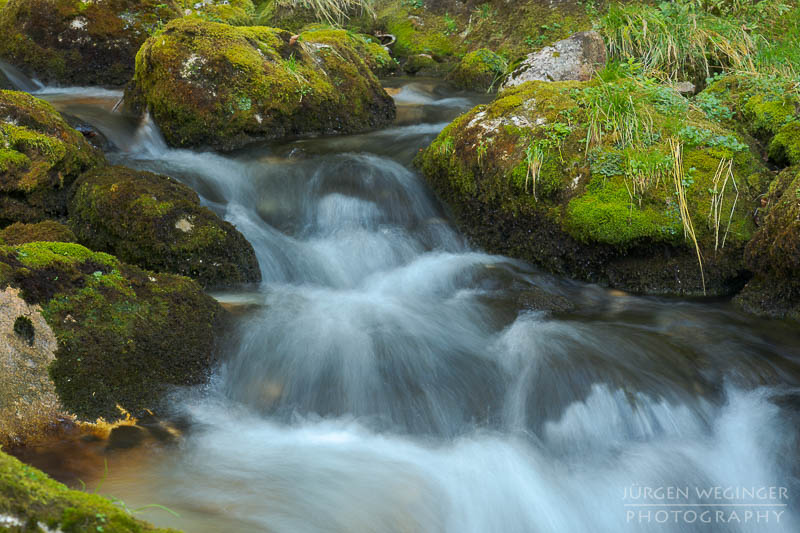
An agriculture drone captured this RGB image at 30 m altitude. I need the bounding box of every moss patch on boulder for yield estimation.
[419,77,766,295]
[0,221,76,245]
[0,242,226,420]
[0,0,182,87]
[69,166,261,289]
[736,166,800,319]
[0,90,103,226]
[124,18,395,150]
[699,75,800,166]
[0,449,174,532]
[447,48,506,91]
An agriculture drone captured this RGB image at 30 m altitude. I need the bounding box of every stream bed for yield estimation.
[9,78,800,533]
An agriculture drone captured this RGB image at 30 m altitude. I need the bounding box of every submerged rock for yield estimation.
[124,18,396,150]
[0,90,104,225]
[0,449,173,532]
[0,242,227,420]
[736,167,800,320]
[0,0,182,87]
[69,166,261,289]
[502,31,606,89]
[418,78,766,296]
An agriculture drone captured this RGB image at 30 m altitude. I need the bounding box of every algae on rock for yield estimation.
[69,166,261,289]
[419,77,766,295]
[736,167,800,319]
[0,0,182,87]
[124,18,396,150]
[0,90,103,226]
[0,449,175,532]
[0,242,227,420]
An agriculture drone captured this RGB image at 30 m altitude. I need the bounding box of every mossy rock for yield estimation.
[299,25,398,77]
[699,75,800,166]
[736,167,800,319]
[402,53,443,75]
[418,78,766,296]
[447,48,506,91]
[0,242,227,420]
[0,221,76,245]
[0,90,104,226]
[0,449,175,532]
[123,18,396,150]
[182,0,256,25]
[69,166,261,289]
[0,0,182,87]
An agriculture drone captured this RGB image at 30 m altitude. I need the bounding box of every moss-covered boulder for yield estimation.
[0,91,103,226]
[0,221,76,245]
[0,0,182,87]
[699,75,800,167]
[124,18,396,150]
[0,242,226,420]
[69,166,261,288]
[419,77,767,295]
[300,26,397,77]
[0,449,174,532]
[735,167,800,320]
[447,48,507,91]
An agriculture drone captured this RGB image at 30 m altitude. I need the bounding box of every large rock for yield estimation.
[502,31,606,89]
[0,241,227,420]
[0,449,173,532]
[735,167,800,319]
[124,18,396,150]
[0,90,103,226]
[0,286,63,448]
[69,166,261,288]
[418,78,767,296]
[0,0,182,87]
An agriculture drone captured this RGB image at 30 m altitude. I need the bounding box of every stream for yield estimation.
[5,72,800,532]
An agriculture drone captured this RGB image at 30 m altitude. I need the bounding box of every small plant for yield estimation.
[524,141,546,199]
[271,0,375,26]
[437,136,454,157]
[476,139,489,167]
[707,157,739,253]
[444,13,458,35]
[670,139,706,294]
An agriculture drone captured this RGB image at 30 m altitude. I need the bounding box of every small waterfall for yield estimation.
[23,79,800,533]
[0,59,44,92]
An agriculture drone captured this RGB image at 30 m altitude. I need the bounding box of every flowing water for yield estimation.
[6,69,800,532]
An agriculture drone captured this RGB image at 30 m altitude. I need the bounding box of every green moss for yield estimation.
[566,176,677,246]
[769,121,800,166]
[182,0,255,25]
[0,242,226,420]
[737,166,800,318]
[124,18,395,149]
[0,220,76,245]
[419,76,767,295]
[69,166,261,288]
[0,449,175,532]
[447,48,507,91]
[0,0,182,86]
[0,90,103,225]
